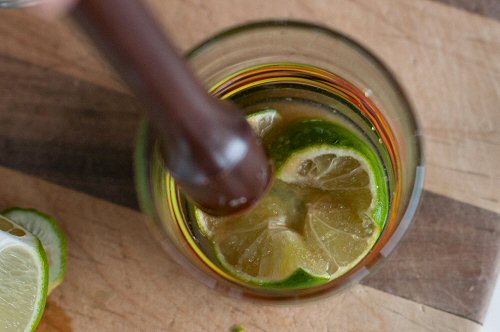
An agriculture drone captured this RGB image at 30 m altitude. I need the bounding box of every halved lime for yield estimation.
[246,109,281,137]
[0,215,48,332]
[3,208,66,294]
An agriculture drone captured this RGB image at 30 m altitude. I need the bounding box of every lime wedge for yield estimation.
[278,146,379,221]
[246,109,281,137]
[195,208,220,238]
[3,208,66,294]
[0,215,48,332]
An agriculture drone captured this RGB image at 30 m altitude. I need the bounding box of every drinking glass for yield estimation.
[135,21,424,301]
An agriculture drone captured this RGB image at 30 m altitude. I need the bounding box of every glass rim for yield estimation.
[135,19,425,301]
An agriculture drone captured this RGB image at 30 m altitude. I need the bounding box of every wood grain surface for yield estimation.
[364,191,500,322]
[0,166,481,332]
[0,0,499,329]
[0,54,142,208]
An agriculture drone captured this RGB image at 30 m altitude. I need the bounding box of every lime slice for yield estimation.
[3,208,66,294]
[0,215,48,332]
[278,146,382,278]
[270,119,388,226]
[273,119,388,279]
[278,146,378,220]
[246,109,281,137]
[194,208,219,238]
[201,185,330,287]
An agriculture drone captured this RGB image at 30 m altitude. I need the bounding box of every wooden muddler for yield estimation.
[72,0,272,215]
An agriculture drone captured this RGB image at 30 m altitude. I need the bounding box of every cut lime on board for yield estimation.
[3,208,66,294]
[196,119,388,287]
[0,215,48,332]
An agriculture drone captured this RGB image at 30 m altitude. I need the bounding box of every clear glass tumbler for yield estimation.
[135,21,424,301]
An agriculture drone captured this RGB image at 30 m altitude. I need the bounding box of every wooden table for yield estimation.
[1,0,499,331]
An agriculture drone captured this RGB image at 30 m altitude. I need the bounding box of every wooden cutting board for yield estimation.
[0,166,480,331]
[0,0,499,330]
